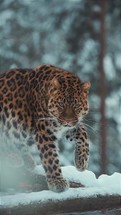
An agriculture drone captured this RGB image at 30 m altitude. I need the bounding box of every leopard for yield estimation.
[0,64,91,192]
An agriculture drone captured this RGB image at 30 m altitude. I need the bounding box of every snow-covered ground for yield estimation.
[0,165,121,208]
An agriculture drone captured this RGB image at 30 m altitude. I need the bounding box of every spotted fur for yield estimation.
[0,64,91,192]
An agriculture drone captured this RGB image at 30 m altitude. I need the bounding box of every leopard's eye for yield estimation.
[75,106,81,111]
[59,101,63,108]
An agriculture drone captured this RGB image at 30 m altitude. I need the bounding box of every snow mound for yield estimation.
[98,172,121,188]
[62,166,98,187]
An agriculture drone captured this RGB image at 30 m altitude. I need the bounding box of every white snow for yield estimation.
[0,10,14,26]
[0,165,121,208]
[104,55,116,80]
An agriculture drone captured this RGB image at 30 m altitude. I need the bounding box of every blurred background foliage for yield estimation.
[0,0,121,176]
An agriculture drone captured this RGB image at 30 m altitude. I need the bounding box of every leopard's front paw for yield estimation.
[47,178,69,192]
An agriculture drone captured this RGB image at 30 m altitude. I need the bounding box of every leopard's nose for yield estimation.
[59,106,78,126]
[62,106,76,121]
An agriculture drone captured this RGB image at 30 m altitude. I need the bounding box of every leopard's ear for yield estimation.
[51,77,61,89]
[81,81,91,90]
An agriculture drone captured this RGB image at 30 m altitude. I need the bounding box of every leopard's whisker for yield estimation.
[84,116,107,128]
[83,118,99,126]
[84,124,99,136]
[78,120,99,136]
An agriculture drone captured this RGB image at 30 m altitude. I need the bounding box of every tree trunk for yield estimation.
[99,0,107,174]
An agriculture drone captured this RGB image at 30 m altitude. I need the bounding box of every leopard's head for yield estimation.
[48,74,91,127]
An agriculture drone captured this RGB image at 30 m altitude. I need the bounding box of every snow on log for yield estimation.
[0,194,120,215]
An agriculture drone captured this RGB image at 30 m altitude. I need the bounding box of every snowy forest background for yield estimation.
[0,0,121,176]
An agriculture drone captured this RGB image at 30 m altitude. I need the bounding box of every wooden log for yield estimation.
[0,194,120,215]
